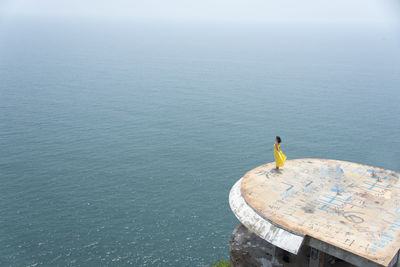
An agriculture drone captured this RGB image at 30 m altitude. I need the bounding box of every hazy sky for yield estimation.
[1,0,399,25]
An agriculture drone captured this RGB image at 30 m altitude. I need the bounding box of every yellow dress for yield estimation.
[274,144,286,167]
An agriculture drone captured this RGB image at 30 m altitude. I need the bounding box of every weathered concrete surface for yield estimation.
[230,223,356,267]
[229,178,304,254]
[305,237,396,267]
[240,159,400,266]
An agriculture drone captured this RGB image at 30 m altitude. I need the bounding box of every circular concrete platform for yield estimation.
[230,159,400,266]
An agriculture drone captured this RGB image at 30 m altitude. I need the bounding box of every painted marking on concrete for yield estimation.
[238,159,400,266]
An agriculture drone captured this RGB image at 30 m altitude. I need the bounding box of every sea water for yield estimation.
[0,19,399,266]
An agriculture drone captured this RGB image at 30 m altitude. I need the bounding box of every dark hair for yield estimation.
[276,136,282,143]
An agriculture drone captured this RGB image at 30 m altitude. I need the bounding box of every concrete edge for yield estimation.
[229,178,305,254]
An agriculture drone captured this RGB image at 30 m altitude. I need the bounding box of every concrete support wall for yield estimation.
[306,238,381,267]
[230,224,360,267]
[395,253,400,267]
[309,248,324,267]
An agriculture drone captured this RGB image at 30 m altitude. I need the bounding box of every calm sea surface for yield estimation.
[1,19,399,266]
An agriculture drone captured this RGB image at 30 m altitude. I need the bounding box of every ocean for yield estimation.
[0,18,399,266]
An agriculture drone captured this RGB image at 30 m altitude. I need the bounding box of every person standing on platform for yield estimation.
[274,136,286,169]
